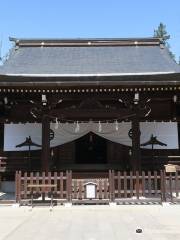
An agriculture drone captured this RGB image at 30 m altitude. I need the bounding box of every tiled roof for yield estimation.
[0,38,179,77]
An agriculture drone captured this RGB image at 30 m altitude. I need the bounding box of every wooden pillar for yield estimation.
[178,123,180,150]
[131,117,141,171]
[41,115,50,172]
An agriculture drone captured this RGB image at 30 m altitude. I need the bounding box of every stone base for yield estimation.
[12,203,20,208]
[131,196,137,200]
[139,196,146,200]
[162,202,171,207]
[49,206,53,211]
[64,202,72,207]
[173,192,180,198]
[109,202,117,207]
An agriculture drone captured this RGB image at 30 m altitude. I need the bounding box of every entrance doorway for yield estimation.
[75,132,107,164]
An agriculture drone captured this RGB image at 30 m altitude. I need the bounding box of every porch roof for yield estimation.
[0,37,180,86]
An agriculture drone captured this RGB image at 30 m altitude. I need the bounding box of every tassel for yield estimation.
[75,121,80,133]
[98,121,102,132]
[54,118,59,130]
[115,120,119,131]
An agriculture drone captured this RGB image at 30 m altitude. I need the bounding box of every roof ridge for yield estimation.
[9,37,162,47]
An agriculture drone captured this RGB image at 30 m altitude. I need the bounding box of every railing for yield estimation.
[72,178,109,201]
[109,170,180,202]
[15,171,71,203]
[109,170,163,201]
[15,170,180,204]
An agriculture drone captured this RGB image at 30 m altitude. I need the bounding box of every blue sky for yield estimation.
[1,0,180,60]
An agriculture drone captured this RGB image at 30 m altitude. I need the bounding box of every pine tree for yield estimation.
[154,23,170,44]
[154,22,175,60]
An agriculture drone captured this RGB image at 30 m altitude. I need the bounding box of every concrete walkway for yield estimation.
[0,205,180,240]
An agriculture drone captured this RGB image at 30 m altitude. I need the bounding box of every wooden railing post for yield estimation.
[66,170,72,202]
[109,170,115,202]
[169,173,173,203]
[69,170,72,202]
[108,170,112,201]
[18,171,20,203]
[15,171,18,203]
[0,173,1,191]
[160,170,166,202]
[112,170,115,201]
[66,170,69,202]
[136,171,140,199]
[15,171,21,203]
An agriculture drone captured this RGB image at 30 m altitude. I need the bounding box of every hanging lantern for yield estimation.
[54,118,59,130]
[98,121,102,132]
[115,120,119,131]
[75,121,80,133]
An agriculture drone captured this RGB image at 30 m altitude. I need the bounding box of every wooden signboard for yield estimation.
[165,164,178,173]
[84,182,97,199]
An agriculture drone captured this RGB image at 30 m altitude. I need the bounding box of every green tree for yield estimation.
[154,22,175,60]
[154,22,170,43]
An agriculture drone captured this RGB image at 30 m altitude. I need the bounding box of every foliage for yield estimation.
[154,22,175,60]
[154,22,170,44]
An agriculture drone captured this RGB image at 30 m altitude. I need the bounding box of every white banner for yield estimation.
[4,122,179,151]
[140,122,178,149]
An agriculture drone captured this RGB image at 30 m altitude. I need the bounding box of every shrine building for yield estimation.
[0,37,180,204]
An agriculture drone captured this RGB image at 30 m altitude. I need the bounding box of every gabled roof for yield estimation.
[0,37,180,88]
[0,37,180,78]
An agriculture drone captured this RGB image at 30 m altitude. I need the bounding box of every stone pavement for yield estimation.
[0,205,180,240]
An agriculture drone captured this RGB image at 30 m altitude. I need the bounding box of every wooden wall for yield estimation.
[107,141,130,170]
[52,142,75,169]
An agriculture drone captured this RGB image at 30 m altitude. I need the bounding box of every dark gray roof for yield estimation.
[0,38,180,77]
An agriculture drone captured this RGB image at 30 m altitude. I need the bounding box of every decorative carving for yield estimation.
[79,98,104,109]
[119,94,151,118]
[29,96,63,119]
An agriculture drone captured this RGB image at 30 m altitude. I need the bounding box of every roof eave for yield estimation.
[0,72,180,87]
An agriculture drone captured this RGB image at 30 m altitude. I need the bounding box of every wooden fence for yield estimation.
[15,171,71,203]
[109,170,163,201]
[72,178,109,201]
[15,170,180,204]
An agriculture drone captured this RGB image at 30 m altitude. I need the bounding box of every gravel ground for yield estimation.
[0,205,180,240]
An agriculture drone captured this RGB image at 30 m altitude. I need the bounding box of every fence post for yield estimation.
[136,171,140,199]
[0,173,1,191]
[69,170,72,202]
[66,170,69,202]
[168,173,173,203]
[19,171,22,204]
[112,170,115,201]
[66,170,72,203]
[15,171,21,204]
[15,171,18,203]
[109,170,115,202]
[109,170,112,202]
[160,170,166,202]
